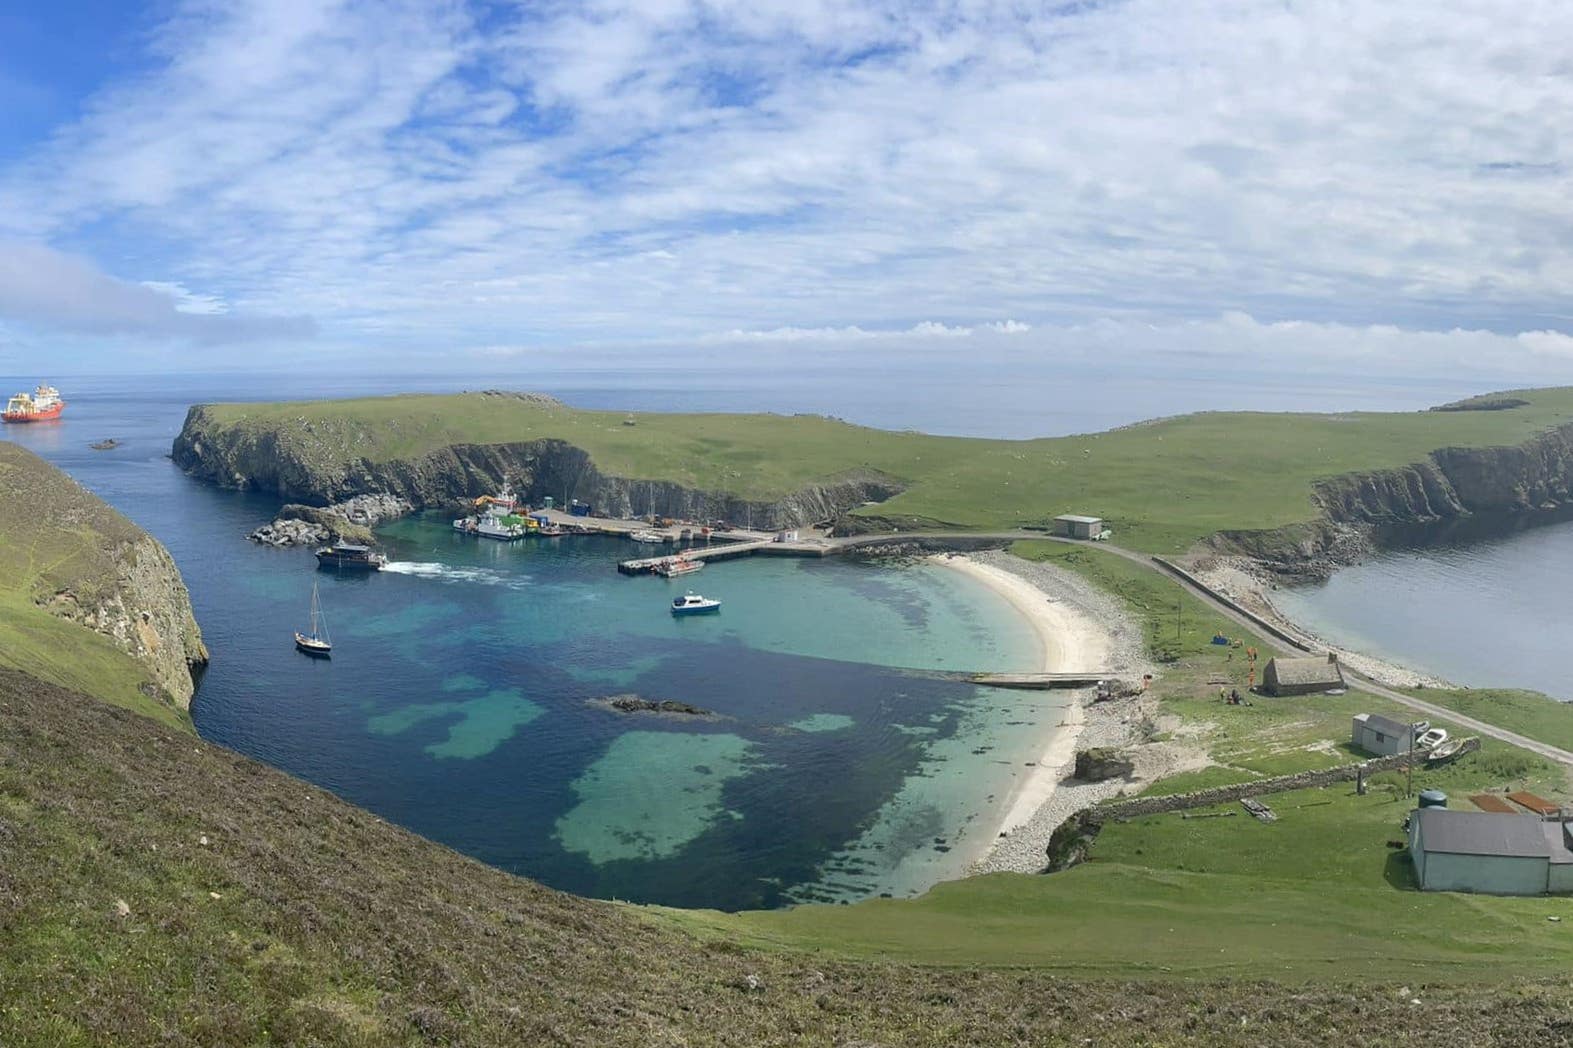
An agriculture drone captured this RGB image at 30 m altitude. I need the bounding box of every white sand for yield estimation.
[930,555,1117,854]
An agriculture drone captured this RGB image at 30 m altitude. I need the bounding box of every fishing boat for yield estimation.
[1425,737,1468,765]
[314,542,387,571]
[294,581,332,656]
[1416,727,1449,750]
[671,592,721,615]
[3,384,65,423]
[654,553,703,578]
[452,482,531,540]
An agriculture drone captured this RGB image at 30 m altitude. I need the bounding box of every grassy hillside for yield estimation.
[675,542,1573,982]
[193,387,1573,552]
[0,443,192,728]
[14,669,1571,1047]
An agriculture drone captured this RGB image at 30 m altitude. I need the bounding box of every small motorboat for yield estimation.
[294,581,333,657]
[671,592,721,615]
[1425,737,1467,765]
[1416,727,1449,750]
[630,529,665,544]
[655,554,703,578]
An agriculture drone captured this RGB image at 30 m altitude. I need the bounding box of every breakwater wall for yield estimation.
[1150,556,1312,653]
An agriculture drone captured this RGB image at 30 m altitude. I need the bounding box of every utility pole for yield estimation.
[1407,723,1417,799]
[1176,594,1182,647]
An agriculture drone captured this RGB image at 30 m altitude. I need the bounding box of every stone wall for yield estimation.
[1088,751,1415,823]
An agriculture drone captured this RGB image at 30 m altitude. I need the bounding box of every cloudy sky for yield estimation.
[2,0,1572,379]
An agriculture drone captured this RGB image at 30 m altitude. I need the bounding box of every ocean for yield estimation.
[1272,517,1573,701]
[5,372,1063,910]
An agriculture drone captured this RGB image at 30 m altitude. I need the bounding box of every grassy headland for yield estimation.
[183,386,1573,552]
[0,443,203,727]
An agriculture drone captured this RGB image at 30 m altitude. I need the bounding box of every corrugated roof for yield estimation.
[1542,822,1573,865]
[1266,656,1344,687]
[1361,713,1413,738]
[1415,808,1550,859]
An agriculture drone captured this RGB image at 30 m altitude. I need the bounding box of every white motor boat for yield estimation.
[671,592,721,615]
[1416,727,1448,750]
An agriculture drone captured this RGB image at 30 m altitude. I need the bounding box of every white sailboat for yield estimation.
[294,581,333,657]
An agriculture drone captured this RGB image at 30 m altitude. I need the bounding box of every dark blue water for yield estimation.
[6,373,1058,909]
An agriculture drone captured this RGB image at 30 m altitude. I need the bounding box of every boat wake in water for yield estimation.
[382,562,531,588]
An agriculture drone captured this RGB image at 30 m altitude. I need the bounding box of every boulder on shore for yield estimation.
[1074,747,1135,782]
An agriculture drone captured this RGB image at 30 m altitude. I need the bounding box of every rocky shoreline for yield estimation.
[249,493,414,547]
[173,398,903,533]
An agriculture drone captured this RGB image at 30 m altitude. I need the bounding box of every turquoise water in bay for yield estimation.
[5,375,1061,909]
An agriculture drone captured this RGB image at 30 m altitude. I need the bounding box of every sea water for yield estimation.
[1273,518,1573,702]
[6,374,1066,908]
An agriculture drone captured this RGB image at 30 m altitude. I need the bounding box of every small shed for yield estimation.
[1409,807,1573,894]
[1054,514,1104,539]
[1261,653,1345,696]
[1351,712,1415,755]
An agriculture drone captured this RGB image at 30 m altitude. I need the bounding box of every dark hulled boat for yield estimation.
[314,542,387,571]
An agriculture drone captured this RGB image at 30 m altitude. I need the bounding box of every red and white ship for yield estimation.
[3,384,65,423]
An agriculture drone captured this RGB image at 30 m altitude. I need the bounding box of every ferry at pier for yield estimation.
[453,483,531,540]
[3,384,66,423]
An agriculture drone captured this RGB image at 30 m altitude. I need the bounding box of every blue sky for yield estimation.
[2,0,1573,380]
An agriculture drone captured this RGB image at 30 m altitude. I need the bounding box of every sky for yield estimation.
[1,0,1572,384]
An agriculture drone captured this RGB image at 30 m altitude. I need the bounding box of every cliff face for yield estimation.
[173,407,904,530]
[1212,420,1573,576]
[0,442,208,707]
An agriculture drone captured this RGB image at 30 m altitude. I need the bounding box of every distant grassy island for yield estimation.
[174,387,1573,557]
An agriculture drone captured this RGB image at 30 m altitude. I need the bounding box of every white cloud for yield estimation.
[0,242,312,343]
[0,0,1571,366]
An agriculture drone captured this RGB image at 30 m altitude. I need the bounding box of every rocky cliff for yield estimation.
[1211,419,1573,577]
[173,406,904,530]
[0,442,208,707]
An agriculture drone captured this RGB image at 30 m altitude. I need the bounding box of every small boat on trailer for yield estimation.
[671,592,721,615]
[294,581,332,657]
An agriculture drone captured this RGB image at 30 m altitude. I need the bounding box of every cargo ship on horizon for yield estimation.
[3,384,66,423]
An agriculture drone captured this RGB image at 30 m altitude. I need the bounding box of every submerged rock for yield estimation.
[589,694,716,717]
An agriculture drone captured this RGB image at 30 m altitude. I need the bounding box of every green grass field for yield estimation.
[194,386,1573,552]
[0,443,190,728]
[666,541,1573,979]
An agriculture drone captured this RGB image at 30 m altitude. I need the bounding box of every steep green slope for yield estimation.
[4,668,1570,1047]
[0,443,206,726]
[176,387,1573,552]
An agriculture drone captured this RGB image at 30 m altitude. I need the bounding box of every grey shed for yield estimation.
[1262,653,1345,696]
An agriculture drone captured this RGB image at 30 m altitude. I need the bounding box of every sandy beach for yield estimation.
[931,551,1172,874]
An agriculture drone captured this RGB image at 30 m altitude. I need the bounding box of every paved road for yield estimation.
[1040,536,1573,769]
[849,529,1573,769]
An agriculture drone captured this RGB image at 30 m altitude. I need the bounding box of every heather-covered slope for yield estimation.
[3,667,1569,1048]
